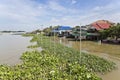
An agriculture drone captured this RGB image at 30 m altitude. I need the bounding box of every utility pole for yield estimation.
[80,24,82,64]
[40,25,43,44]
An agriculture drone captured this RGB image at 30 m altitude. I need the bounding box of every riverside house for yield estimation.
[51,26,72,37]
[72,20,114,40]
[72,26,88,40]
[86,20,114,40]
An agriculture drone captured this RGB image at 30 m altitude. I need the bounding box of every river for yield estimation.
[0,34,120,80]
[0,33,32,65]
[54,37,120,80]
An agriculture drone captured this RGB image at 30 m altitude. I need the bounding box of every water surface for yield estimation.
[0,33,31,65]
[53,37,120,80]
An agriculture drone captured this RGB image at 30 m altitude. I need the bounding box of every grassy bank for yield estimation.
[0,34,116,80]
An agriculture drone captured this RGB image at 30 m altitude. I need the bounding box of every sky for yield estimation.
[0,0,120,31]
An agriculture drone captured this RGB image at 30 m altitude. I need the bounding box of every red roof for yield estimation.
[91,20,113,30]
[92,23,101,30]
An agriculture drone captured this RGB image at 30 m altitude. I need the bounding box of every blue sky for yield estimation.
[0,0,120,31]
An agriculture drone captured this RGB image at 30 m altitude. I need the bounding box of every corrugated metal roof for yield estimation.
[56,26,72,30]
[52,26,72,33]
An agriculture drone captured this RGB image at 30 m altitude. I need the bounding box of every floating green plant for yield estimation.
[0,34,116,80]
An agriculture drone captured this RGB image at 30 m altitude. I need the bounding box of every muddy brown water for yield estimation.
[54,37,120,80]
[0,33,33,65]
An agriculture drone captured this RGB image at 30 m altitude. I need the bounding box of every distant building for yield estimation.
[88,20,114,30]
[72,27,87,40]
[71,20,115,40]
[85,20,115,40]
[51,26,72,37]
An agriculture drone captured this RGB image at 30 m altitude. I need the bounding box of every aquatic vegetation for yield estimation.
[27,45,39,48]
[32,35,116,74]
[0,50,101,80]
[22,33,35,37]
[0,34,116,80]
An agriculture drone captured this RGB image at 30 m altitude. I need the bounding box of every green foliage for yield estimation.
[0,34,116,80]
[33,35,116,74]
[22,33,35,37]
[99,23,120,40]
[27,45,39,48]
[110,23,120,40]
[43,27,52,33]
[0,50,101,80]
[43,25,60,36]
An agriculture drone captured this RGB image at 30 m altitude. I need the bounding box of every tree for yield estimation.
[110,23,120,40]
[99,23,120,40]
[75,26,80,28]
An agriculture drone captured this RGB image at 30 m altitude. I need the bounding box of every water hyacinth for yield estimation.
[0,50,101,80]
[0,34,116,80]
[32,34,116,73]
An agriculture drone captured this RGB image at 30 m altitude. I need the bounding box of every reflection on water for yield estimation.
[55,37,120,80]
[0,33,32,65]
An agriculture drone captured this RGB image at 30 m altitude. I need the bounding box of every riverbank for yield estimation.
[0,34,117,79]
[50,37,120,80]
[31,35,116,78]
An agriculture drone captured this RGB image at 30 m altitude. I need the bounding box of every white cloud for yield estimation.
[78,0,120,24]
[93,6,104,11]
[46,0,120,26]
[0,0,120,31]
[0,0,49,31]
[47,1,66,11]
[71,0,77,4]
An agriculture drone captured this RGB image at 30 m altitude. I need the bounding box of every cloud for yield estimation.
[0,0,38,23]
[71,0,77,4]
[48,0,120,26]
[47,1,66,11]
[0,0,49,31]
[76,0,120,25]
[0,0,120,31]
